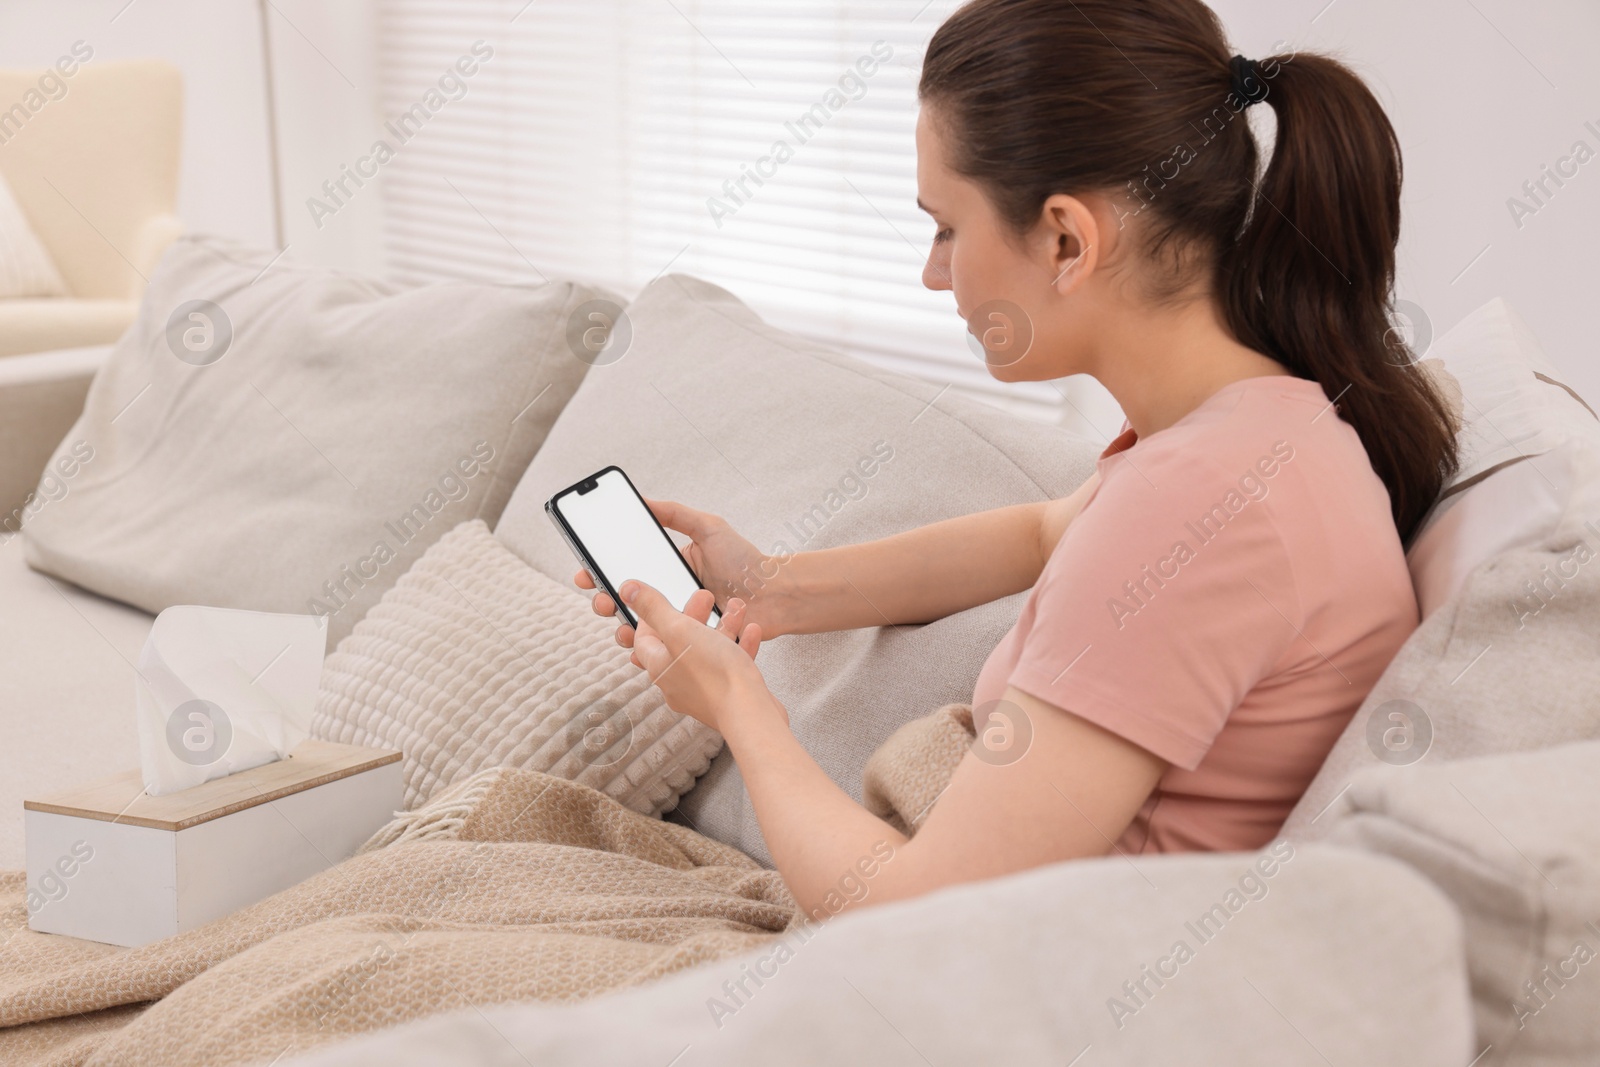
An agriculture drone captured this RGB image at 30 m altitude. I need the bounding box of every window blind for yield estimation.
[376,0,1110,426]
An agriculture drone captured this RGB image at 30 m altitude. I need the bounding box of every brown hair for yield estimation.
[919,0,1457,544]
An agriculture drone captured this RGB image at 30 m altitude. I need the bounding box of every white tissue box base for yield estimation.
[25,742,402,947]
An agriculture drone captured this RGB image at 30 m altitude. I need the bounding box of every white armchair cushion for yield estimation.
[0,168,67,298]
[0,59,182,302]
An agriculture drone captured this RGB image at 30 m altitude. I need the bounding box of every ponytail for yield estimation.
[1222,53,1458,543]
[921,0,1457,544]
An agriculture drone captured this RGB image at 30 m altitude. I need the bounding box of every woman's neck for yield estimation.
[1090,295,1291,439]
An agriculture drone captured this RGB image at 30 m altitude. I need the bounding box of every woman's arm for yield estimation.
[773,471,1098,635]
[618,580,1165,921]
[581,473,1100,641]
[733,684,1165,917]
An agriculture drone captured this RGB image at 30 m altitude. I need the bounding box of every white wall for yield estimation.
[2,0,1593,404]
[1218,0,1600,404]
[261,0,385,276]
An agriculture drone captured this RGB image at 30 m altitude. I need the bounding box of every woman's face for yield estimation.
[916,106,1098,383]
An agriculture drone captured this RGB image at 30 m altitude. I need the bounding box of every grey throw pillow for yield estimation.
[494,273,1099,865]
[22,234,619,648]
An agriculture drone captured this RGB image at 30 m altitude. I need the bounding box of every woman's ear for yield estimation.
[1038,193,1100,293]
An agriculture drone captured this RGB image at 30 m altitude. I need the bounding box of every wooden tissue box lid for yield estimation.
[23,740,402,832]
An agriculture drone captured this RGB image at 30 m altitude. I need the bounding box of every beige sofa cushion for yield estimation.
[1327,741,1600,1067]
[0,537,151,869]
[313,520,722,816]
[286,844,1472,1066]
[0,344,107,519]
[494,273,1101,865]
[22,235,616,648]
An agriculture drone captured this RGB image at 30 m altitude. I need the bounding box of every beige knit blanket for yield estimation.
[0,704,974,1067]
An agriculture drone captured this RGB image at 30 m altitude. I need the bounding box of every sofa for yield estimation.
[3,236,1598,1066]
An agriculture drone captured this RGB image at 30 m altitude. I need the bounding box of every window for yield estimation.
[378,0,1111,426]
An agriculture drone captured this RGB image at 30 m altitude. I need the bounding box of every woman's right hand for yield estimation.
[574,498,787,648]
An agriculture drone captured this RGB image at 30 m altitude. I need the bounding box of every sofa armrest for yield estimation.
[0,345,108,527]
[1326,741,1600,1066]
[288,846,1474,1067]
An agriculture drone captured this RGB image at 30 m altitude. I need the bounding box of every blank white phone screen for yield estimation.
[557,469,719,627]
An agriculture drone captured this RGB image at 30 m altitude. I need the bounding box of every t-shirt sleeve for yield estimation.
[1003,452,1301,770]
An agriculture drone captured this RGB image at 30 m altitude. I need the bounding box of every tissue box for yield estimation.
[24,740,402,947]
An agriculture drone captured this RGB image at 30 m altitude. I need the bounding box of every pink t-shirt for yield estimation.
[971,375,1417,853]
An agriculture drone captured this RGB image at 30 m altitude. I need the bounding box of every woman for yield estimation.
[578,0,1457,917]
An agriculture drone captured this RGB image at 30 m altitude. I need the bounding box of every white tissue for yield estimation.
[134,606,328,796]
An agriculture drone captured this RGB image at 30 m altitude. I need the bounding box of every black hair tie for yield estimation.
[1229,54,1270,107]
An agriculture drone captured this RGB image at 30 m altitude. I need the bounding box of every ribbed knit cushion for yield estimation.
[311,519,723,816]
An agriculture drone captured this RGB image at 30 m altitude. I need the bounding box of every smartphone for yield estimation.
[545,466,721,630]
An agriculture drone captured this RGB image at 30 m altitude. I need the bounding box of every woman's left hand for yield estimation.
[620,580,784,734]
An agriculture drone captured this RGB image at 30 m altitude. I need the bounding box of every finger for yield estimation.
[620,580,687,636]
[717,597,745,639]
[591,590,618,618]
[614,622,635,649]
[738,622,762,660]
[574,569,595,590]
[683,588,716,626]
[647,498,719,541]
[633,631,671,675]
